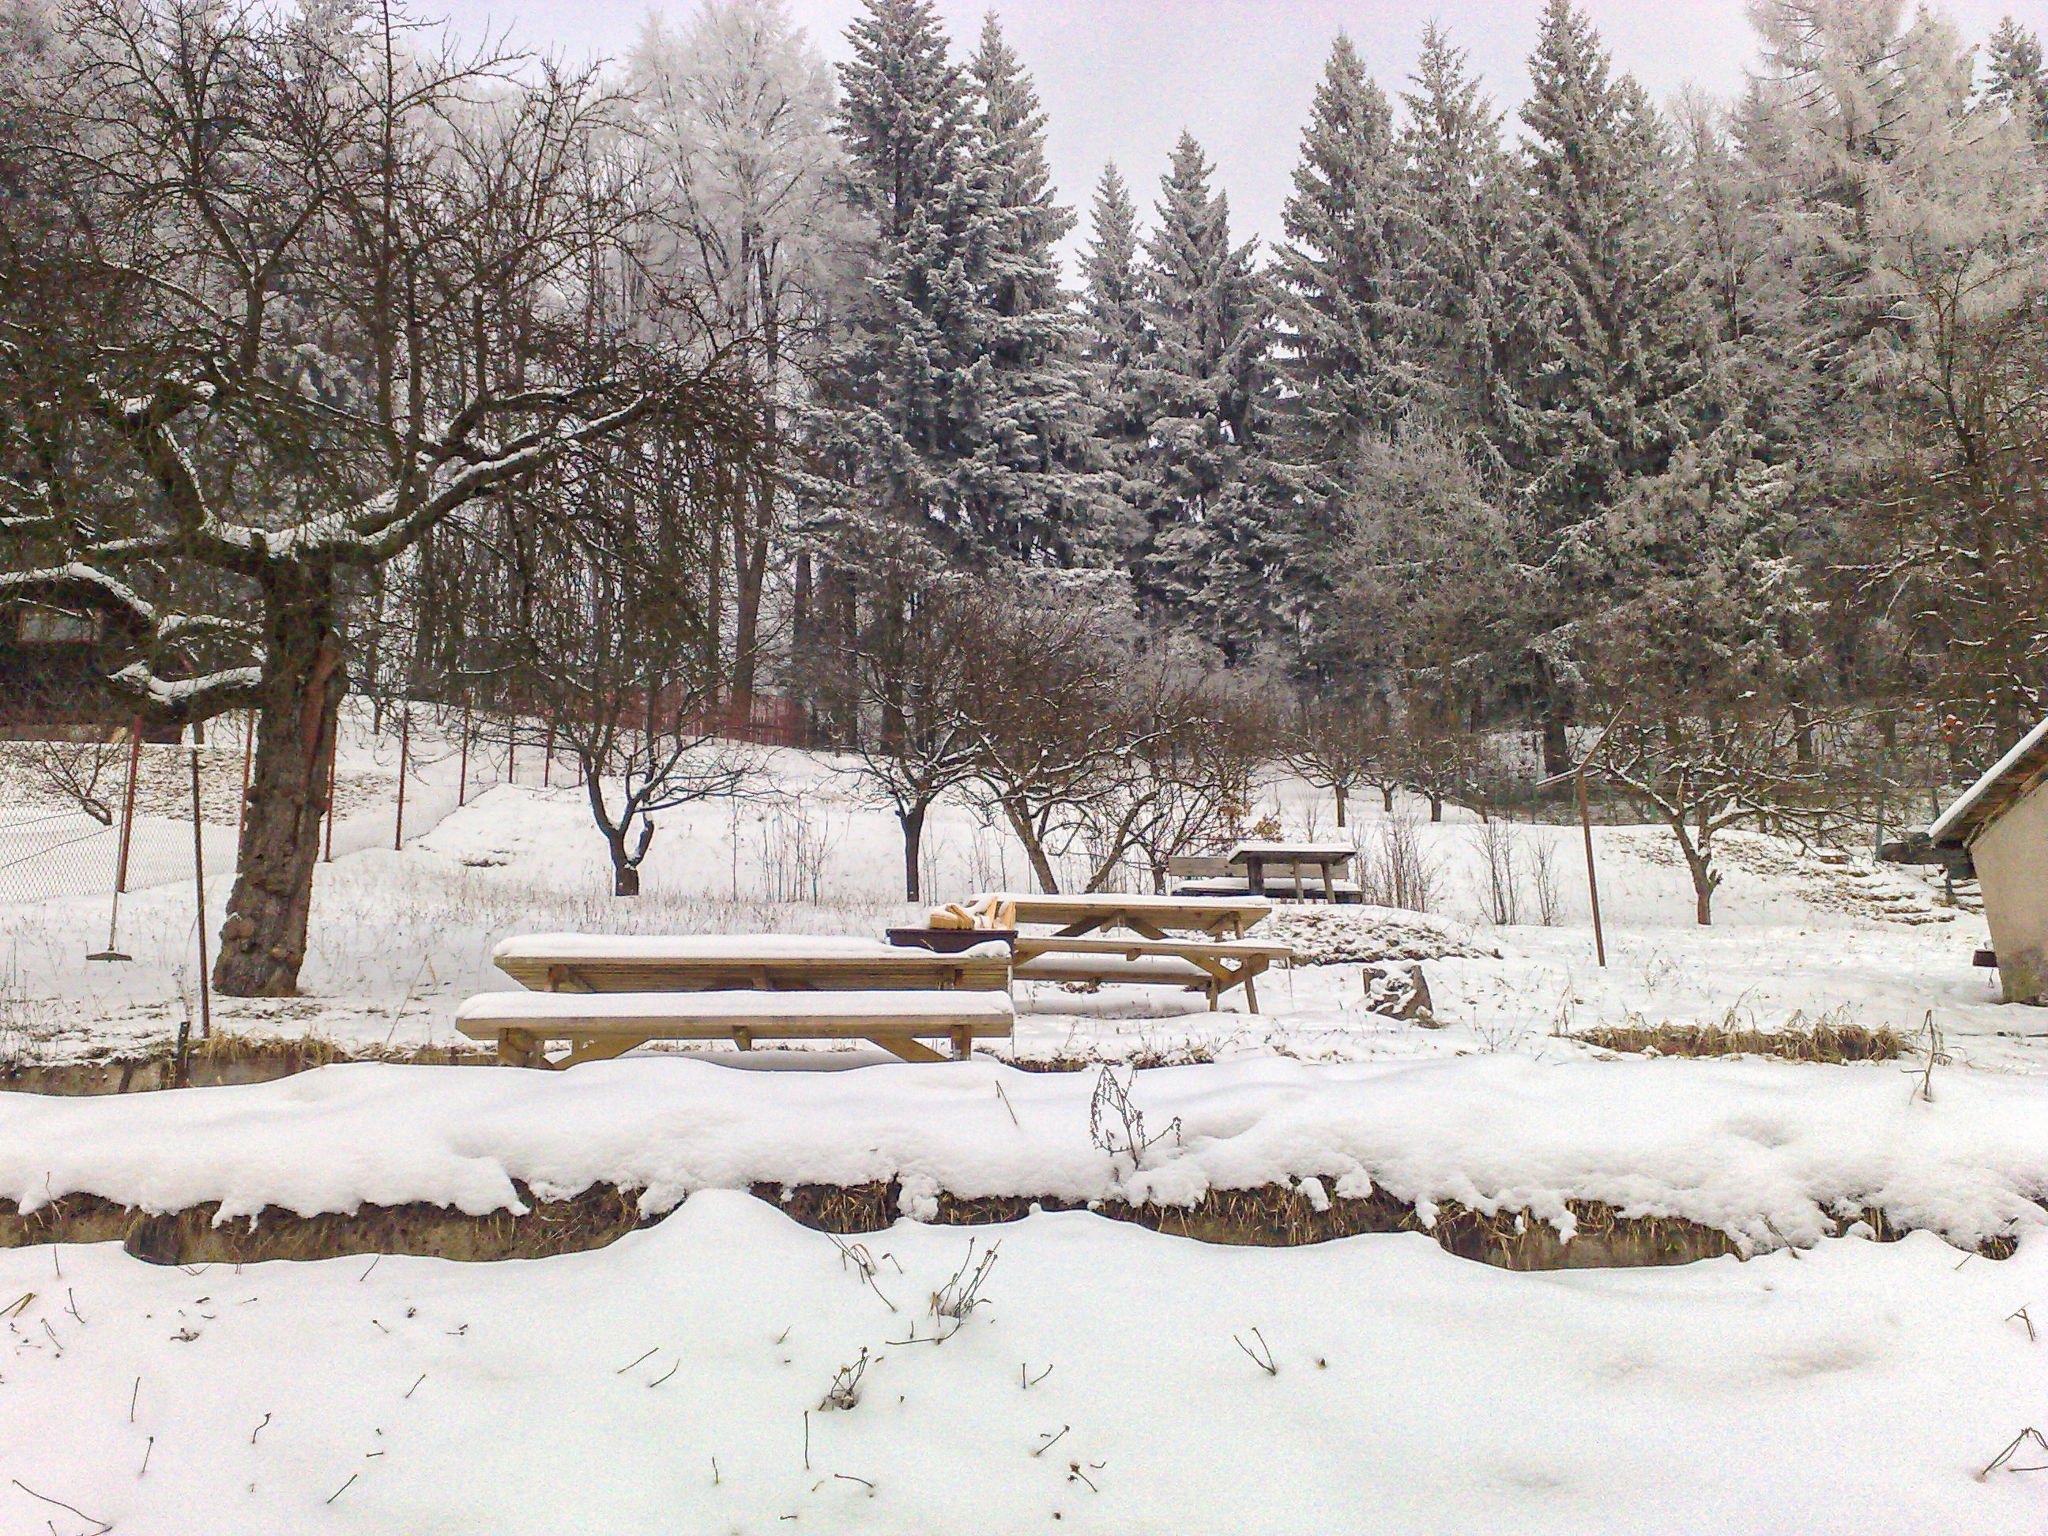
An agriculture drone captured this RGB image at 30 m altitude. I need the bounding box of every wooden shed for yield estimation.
[0,583,183,743]
[1931,716,2048,1006]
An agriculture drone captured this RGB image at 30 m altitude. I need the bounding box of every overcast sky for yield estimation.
[434,0,2030,263]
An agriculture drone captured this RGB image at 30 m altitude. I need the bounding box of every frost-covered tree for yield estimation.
[1394,24,1515,449]
[962,15,1095,564]
[1077,162,1150,561]
[1271,34,1407,480]
[1131,133,1285,656]
[822,0,994,551]
[627,0,860,703]
[1984,15,2047,144]
[0,0,762,995]
[1500,0,1721,770]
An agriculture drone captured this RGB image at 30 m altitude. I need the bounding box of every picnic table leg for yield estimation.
[733,1027,753,1052]
[869,1035,947,1063]
[1243,972,1260,1013]
[950,1027,972,1060]
[497,1029,543,1068]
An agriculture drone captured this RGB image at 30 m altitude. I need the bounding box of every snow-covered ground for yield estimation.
[6,1198,2046,1535]
[5,722,2047,1532]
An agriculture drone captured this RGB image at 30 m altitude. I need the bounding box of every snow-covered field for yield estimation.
[4,716,2047,1533]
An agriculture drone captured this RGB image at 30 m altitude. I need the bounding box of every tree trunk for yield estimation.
[213,569,344,997]
[1334,783,1348,828]
[1002,797,1060,894]
[612,843,641,897]
[1676,833,1716,926]
[899,801,927,904]
[1541,710,1571,778]
[1381,785,1395,813]
[1428,792,1443,823]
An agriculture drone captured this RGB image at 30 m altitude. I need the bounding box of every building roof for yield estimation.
[1930,715,2048,848]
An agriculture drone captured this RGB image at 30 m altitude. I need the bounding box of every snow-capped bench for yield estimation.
[492,933,1011,995]
[1010,936,1292,1012]
[455,988,1016,1067]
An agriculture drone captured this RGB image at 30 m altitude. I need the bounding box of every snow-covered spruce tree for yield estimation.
[818,0,993,553]
[1076,162,1151,562]
[1131,133,1289,658]
[1499,0,1721,772]
[1985,16,2048,146]
[1394,24,1516,451]
[963,15,1098,565]
[1271,34,1408,481]
[626,0,861,705]
[0,1,761,995]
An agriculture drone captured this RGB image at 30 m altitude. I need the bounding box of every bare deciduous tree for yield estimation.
[0,1,764,991]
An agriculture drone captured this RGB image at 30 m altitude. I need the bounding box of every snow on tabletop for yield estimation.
[456,990,1016,1023]
[3,1055,2044,1254]
[6,1196,2045,1534]
[491,933,1008,962]
[973,890,1273,911]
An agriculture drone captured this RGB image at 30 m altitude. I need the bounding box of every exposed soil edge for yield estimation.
[0,1182,2019,1271]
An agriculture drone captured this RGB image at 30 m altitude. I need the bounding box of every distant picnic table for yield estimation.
[1228,841,1360,903]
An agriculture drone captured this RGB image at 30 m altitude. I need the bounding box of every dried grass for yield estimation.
[1,1179,2018,1269]
[1571,1014,1904,1062]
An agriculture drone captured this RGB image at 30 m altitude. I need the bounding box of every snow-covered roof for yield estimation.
[1929,715,2048,848]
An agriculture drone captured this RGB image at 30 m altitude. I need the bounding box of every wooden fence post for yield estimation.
[394,705,411,850]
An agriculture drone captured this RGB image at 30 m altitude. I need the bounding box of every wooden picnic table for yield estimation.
[493,933,1011,995]
[969,891,1272,940]
[1227,841,1359,903]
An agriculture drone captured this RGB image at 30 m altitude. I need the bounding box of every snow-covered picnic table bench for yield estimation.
[491,933,1011,995]
[1008,934,1291,1011]
[462,934,1015,1067]
[456,988,1015,1067]
[968,892,1287,1012]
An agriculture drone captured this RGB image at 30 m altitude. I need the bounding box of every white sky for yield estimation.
[435,0,2034,262]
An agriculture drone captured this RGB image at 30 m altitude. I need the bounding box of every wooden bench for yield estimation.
[1010,935,1291,1011]
[493,934,1011,995]
[972,892,1272,940]
[456,989,1016,1067]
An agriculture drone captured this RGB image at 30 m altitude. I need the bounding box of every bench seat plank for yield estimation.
[457,988,1014,1068]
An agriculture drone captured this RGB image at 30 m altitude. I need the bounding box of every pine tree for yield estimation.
[962,15,1095,564]
[1395,24,1514,449]
[1985,15,2048,146]
[826,0,994,551]
[1132,132,1285,657]
[1270,34,1405,480]
[1502,0,1723,766]
[1077,162,1150,560]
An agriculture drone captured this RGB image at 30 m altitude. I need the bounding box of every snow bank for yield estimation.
[1262,904,1502,964]
[7,1194,2045,1534]
[2,1055,2043,1252]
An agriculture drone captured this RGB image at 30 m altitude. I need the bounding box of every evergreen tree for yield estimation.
[1502,0,1723,766]
[826,0,994,552]
[1985,16,2048,146]
[1077,161,1150,560]
[1270,33,1406,481]
[1395,24,1514,451]
[1132,132,1288,658]
[963,15,1095,564]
